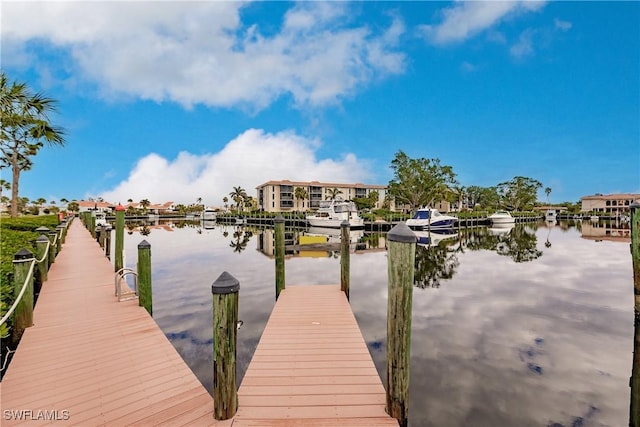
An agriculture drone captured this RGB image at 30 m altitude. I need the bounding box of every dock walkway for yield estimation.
[233,285,397,426]
[1,220,224,426]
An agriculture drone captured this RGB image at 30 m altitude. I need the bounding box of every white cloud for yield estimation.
[2,2,405,110]
[419,0,546,45]
[97,128,372,206]
[510,28,536,58]
[554,18,572,32]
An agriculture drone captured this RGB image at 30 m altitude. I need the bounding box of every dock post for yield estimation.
[56,224,64,253]
[340,220,350,300]
[275,215,285,299]
[630,201,640,426]
[137,240,153,316]
[90,214,96,238]
[60,219,68,244]
[12,248,35,344]
[35,234,50,284]
[115,203,125,273]
[386,222,416,427]
[48,230,58,265]
[212,271,239,420]
[105,229,111,259]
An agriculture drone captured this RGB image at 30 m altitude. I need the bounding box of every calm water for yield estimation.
[120,219,634,427]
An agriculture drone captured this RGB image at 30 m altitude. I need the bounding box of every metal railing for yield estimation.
[115,268,138,301]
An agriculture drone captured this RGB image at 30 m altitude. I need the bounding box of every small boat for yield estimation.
[306,199,364,229]
[488,210,515,225]
[545,209,557,222]
[590,215,599,222]
[202,208,217,221]
[406,208,456,230]
[93,212,110,228]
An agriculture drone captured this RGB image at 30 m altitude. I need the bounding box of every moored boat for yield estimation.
[488,210,515,225]
[406,208,456,230]
[306,199,364,229]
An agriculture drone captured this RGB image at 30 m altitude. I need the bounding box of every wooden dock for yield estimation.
[233,285,397,426]
[0,220,225,426]
[1,220,397,426]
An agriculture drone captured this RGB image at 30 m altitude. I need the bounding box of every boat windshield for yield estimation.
[413,210,430,220]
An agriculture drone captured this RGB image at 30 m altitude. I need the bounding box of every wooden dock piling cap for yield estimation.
[212,271,240,294]
[14,248,33,260]
[138,240,151,249]
[274,215,285,223]
[388,222,417,243]
[35,226,50,233]
[36,234,50,243]
[116,203,125,211]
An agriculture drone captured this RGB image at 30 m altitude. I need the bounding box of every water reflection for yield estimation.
[121,220,633,427]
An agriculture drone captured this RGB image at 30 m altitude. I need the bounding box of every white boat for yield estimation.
[93,212,110,228]
[306,199,364,229]
[202,209,217,220]
[488,210,515,225]
[406,208,456,230]
[545,209,557,221]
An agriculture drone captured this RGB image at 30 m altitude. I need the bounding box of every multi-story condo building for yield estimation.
[256,180,390,213]
[580,193,640,215]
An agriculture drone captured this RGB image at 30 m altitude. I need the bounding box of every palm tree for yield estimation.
[294,187,308,210]
[223,196,229,211]
[545,187,552,204]
[1,72,66,217]
[326,188,343,201]
[229,186,248,213]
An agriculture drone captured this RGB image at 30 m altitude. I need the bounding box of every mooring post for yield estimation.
[115,203,125,272]
[137,240,153,316]
[56,224,64,253]
[630,201,640,427]
[35,234,50,285]
[96,225,104,248]
[340,220,351,300]
[105,229,111,259]
[12,248,35,345]
[274,215,285,299]
[47,230,58,265]
[60,219,68,244]
[212,271,239,420]
[386,222,416,427]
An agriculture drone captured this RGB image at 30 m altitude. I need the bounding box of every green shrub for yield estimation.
[0,215,58,337]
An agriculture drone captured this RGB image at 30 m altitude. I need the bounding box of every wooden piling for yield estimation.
[340,220,350,300]
[12,248,34,345]
[274,215,285,299]
[56,224,64,253]
[630,201,640,427]
[35,234,50,284]
[211,271,239,420]
[386,222,416,427]
[90,215,96,238]
[137,240,152,316]
[47,230,57,266]
[115,204,125,273]
[105,230,111,259]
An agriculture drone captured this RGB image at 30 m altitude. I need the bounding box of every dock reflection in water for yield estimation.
[122,220,633,427]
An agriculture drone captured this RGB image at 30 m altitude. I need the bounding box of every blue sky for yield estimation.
[2,1,638,206]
